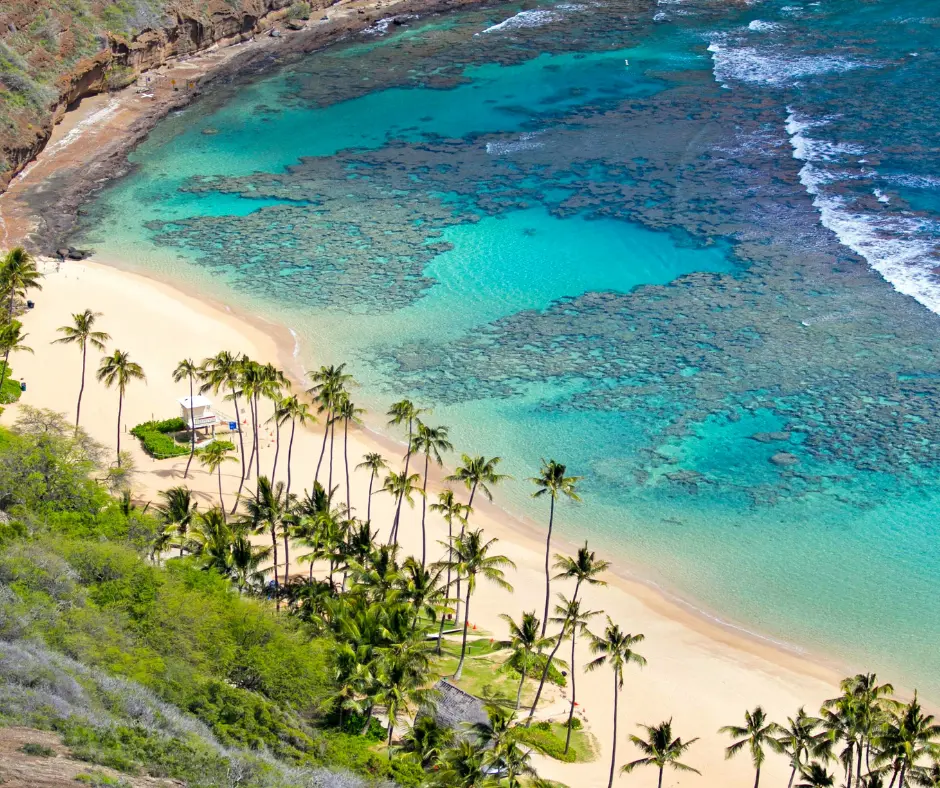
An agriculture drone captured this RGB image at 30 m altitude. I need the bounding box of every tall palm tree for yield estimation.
[241,475,294,610]
[239,360,264,483]
[230,534,271,595]
[356,452,387,522]
[410,422,452,566]
[276,395,312,497]
[586,617,647,788]
[797,763,835,788]
[200,351,248,511]
[173,358,200,478]
[382,469,422,546]
[374,644,435,755]
[259,363,289,480]
[561,597,600,755]
[873,694,940,788]
[435,528,515,681]
[387,399,425,532]
[429,488,469,653]
[554,541,610,604]
[155,486,198,556]
[189,507,233,576]
[398,557,449,634]
[526,592,577,725]
[307,363,353,486]
[198,440,237,518]
[530,459,581,637]
[52,309,109,430]
[777,708,831,788]
[621,719,701,788]
[336,393,364,515]
[0,321,32,398]
[501,610,551,710]
[96,349,145,466]
[0,247,42,322]
[720,707,784,788]
[399,715,454,769]
[446,454,507,622]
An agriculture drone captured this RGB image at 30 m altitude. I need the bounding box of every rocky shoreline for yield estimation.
[1,0,483,254]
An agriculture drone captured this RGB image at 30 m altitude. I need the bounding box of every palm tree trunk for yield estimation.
[564,627,578,754]
[437,514,453,656]
[787,766,796,788]
[387,718,394,756]
[283,531,290,590]
[246,398,256,481]
[454,583,472,680]
[898,765,906,788]
[390,492,403,546]
[272,416,281,481]
[607,669,619,788]
[420,454,430,568]
[528,627,564,724]
[183,373,196,478]
[367,470,375,522]
[286,419,296,497]
[315,417,329,487]
[455,482,477,625]
[218,466,226,520]
[753,765,761,788]
[515,654,526,710]
[328,418,335,493]
[76,343,87,430]
[271,524,280,612]
[888,766,900,788]
[658,767,664,788]
[116,390,124,466]
[231,386,247,515]
[253,395,261,482]
[541,494,555,638]
[0,349,11,401]
[846,745,854,788]
[344,416,351,515]
[856,742,864,788]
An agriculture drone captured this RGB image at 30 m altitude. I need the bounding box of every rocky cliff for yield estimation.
[0,0,304,190]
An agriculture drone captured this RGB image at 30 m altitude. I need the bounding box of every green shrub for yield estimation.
[288,1,312,20]
[0,361,22,404]
[19,741,56,757]
[131,419,189,459]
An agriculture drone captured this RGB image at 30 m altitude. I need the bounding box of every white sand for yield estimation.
[3,257,843,787]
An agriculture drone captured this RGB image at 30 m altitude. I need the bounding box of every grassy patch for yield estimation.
[515,720,599,764]
[130,417,189,458]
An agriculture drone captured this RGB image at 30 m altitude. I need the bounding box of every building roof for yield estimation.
[178,395,212,409]
[430,679,489,731]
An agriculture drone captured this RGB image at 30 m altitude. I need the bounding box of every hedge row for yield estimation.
[131,417,190,459]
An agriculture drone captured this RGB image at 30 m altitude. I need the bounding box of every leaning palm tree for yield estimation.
[198,440,237,517]
[200,351,247,511]
[429,488,470,652]
[530,459,581,637]
[526,592,580,726]
[173,358,200,478]
[356,452,387,522]
[0,246,42,321]
[155,486,198,556]
[720,706,784,788]
[52,309,110,430]
[382,469,422,546]
[621,719,701,788]
[0,321,32,398]
[446,454,508,622]
[777,708,831,788]
[500,610,551,710]
[435,528,515,681]
[96,349,145,466]
[586,617,647,788]
[410,422,452,566]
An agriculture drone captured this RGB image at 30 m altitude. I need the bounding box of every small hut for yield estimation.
[429,679,489,732]
[178,395,219,435]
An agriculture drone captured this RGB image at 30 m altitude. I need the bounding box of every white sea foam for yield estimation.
[747,19,781,31]
[485,131,545,155]
[44,98,120,157]
[874,188,890,204]
[786,108,940,315]
[887,173,940,190]
[708,40,862,88]
[653,11,668,21]
[479,9,559,34]
[363,14,416,35]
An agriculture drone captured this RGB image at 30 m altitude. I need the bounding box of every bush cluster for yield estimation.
[131,417,190,458]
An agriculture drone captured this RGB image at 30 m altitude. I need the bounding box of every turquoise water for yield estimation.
[78,0,940,697]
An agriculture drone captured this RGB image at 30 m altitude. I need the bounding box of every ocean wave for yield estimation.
[887,173,940,190]
[786,110,940,315]
[708,40,862,87]
[480,9,559,34]
[747,19,781,31]
[485,131,545,155]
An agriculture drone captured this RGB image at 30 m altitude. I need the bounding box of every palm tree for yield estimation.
[387,399,425,532]
[873,694,940,788]
[586,617,647,788]
[435,528,515,681]
[356,452,387,522]
[399,715,453,768]
[0,322,32,398]
[554,541,610,604]
[564,597,600,755]
[434,739,488,788]
[429,489,469,653]
[501,610,551,710]
[200,351,248,511]
[526,592,576,725]
[410,422,452,566]
[276,395,312,497]
[530,459,581,637]
[446,454,507,622]
[777,708,831,788]
[189,507,233,575]
[0,247,42,321]
[307,363,353,486]
[198,440,237,517]
[720,707,784,788]
[374,644,435,755]
[173,358,200,478]
[155,486,198,556]
[96,349,146,466]
[621,719,701,788]
[797,763,835,788]
[230,534,271,595]
[52,309,109,430]
[336,393,364,515]
[242,475,294,610]
[398,557,449,634]
[259,363,289,480]
[382,469,422,546]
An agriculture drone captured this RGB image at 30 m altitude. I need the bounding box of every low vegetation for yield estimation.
[130,417,192,458]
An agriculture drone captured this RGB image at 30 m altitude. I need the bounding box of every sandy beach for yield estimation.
[0,255,844,786]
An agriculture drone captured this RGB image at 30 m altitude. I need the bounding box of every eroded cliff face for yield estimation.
[0,0,299,190]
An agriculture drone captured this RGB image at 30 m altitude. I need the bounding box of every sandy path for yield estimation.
[2,257,843,787]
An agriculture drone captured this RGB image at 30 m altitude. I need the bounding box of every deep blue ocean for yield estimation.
[77,0,940,696]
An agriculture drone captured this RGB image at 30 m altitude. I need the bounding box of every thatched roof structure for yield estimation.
[429,679,489,731]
